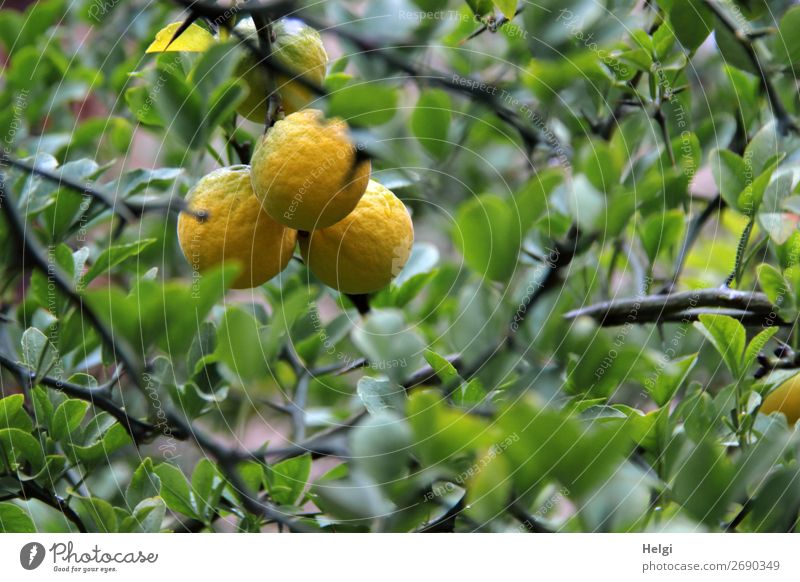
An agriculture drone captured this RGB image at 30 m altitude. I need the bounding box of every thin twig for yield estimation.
[661,194,724,293]
[459,4,525,45]
[0,352,167,442]
[19,478,88,533]
[703,0,797,134]
[166,410,313,532]
[0,154,200,221]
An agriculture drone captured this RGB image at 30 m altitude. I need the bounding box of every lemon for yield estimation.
[177,166,297,289]
[299,180,413,294]
[761,374,800,424]
[234,17,328,123]
[250,109,371,231]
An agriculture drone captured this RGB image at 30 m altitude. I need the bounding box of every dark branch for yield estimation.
[565,287,784,327]
[0,179,147,392]
[0,154,199,222]
[661,194,724,293]
[459,4,525,45]
[0,352,167,442]
[19,478,88,533]
[704,0,797,134]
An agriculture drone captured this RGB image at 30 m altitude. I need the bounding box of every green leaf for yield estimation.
[745,122,779,177]
[515,169,562,230]
[579,140,622,193]
[127,458,161,508]
[356,375,406,415]
[493,0,517,19]
[647,354,698,407]
[110,167,183,198]
[215,307,271,383]
[20,327,58,382]
[710,148,748,212]
[496,399,628,498]
[328,82,398,126]
[265,454,311,506]
[154,463,198,519]
[466,0,493,17]
[757,263,791,315]
[351,309,426,383]
[77,496,118,532]
[454,194,521,281]
[411,89,452,159]
[191,459,223,522]
[0,428,45,473]
[51,400,89,442]
[745,467,800,532]
[714,16,756,74]
[153,66,206,149]
[82,239,156,285]
[669,0,713,50]
[424,350,460,384]
[671,438,735,525]
[205,79,246,132]
[744,327,779,372]
[0,502,35,532]
[349,412,411,483]
[67,421,131,466]
[775,6,800,65]
[464,449,512,524]
[638,210,685,263]
[190,41,239,97]
[121,497,167,533]
[125,86,163,126]
[453,377,486,407]
[31,386,55,430]
[0,395,25,429]
[693,314,746,378]
[737,165,774,216]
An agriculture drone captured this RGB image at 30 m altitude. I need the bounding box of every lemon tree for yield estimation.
[3,0,800,536]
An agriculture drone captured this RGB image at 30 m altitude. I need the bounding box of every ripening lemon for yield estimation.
[234,17,328,123]
[250,109,371,231]
[761,374,800,424]
[299,180,413,294]
[177,166,297,289]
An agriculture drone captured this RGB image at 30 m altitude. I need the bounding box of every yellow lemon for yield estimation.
[761,374,800,424]
[250,109,371,231]
[234,17,328,123]
[177,166,297,289]
[299,180,413,294]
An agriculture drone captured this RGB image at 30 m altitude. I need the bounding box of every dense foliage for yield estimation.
[2,0,800,533]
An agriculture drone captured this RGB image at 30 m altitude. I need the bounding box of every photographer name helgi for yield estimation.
[20,541,158,574]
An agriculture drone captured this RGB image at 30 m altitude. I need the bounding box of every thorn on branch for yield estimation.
[458,3,525,45]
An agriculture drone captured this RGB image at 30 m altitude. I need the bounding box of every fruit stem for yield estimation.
[252,14,283,130]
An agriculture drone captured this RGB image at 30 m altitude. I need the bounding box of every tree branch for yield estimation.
[564,287,784,327]
[18,478,88,533]
[0,154,201,222]
[661,194,724,293]
[704,0,797,134]
[0,179,147,392]
[165,410,313,532]
[0,352,167,442]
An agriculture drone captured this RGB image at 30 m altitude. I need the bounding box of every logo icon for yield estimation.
[20,542,45,570]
